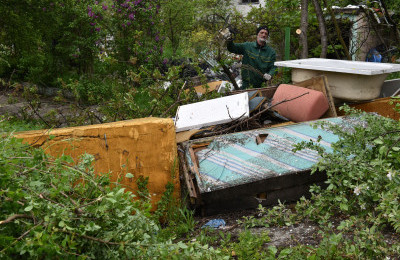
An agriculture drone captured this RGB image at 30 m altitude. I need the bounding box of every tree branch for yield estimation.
[0,214,34,225]
[323,0,352,60]
[201,92,310,137]
[0,221,44,254]
[61,230,121,245]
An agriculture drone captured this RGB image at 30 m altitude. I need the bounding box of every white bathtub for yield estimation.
[275,58,400,101]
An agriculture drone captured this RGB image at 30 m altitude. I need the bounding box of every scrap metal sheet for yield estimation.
[186,117,343,193]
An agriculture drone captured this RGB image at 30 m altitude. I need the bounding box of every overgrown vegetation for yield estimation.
[0,116,226,259]
[1,0,400,258]
[232,104,400,258]
[2,103,400,259]
[2,1,399,127]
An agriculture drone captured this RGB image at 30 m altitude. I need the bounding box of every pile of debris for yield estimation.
[175,75,339,215]
[13,60,400,216]
[175,76,336,141]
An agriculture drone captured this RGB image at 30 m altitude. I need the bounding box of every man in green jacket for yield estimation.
[224,25,276,89]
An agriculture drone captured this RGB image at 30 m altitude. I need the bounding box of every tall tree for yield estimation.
[312,0,327,58]
[322,0,352,60]
[379,0,400,42]
[300,0,309,58]
[160,0,196,56]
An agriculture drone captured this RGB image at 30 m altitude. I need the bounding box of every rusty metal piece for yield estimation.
[338,97,400,120]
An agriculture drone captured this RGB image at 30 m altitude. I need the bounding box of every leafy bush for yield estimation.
[0,115,44,133]
[0,128,225,259]
[293,104,400,232]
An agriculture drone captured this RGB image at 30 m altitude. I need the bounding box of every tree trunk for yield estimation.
[323,0,352,60]
[168,9,177,56]
[300,0,309,59]
[312,0,328,58]
[359,5,387,49]
[379,0,400,43]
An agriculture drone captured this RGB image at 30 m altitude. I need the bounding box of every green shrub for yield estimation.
[0,128,226,259]
[293,104,400,232]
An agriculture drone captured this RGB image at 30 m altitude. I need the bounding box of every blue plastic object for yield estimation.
[366,48,382,63]
[202,219,226,229]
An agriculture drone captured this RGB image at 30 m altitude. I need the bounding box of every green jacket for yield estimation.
[227,41,276,89]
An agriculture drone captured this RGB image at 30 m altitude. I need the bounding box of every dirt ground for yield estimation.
[192,207,400,253]
[192,207,323,248]
[0,87,103,127]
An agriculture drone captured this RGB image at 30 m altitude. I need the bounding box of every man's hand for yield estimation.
[263,73,272,81]
[219,28,232,41]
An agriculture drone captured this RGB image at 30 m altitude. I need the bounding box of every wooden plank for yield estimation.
[188,147,204,186]
[337,97,400,120]
[178,148,198,199]
[231,86,278,98]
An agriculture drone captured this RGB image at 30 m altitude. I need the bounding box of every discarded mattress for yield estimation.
[182,117,343,193]
[14,118,180,208]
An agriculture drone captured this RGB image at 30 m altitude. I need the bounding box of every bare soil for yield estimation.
[192,207,400,254]
[192,208,323,248]
[0,87,103,128]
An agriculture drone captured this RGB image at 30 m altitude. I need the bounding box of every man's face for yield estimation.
[257,29,269,45]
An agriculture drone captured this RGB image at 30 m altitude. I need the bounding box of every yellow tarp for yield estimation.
[14,117,180,207]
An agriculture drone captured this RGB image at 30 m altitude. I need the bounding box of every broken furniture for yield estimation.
[233,75,337,121]
[177,76,340,215]
[174,92,249,132]
[189,80,223,95]
[175,75,336,142]
[275,58,400,101]
[14,118,180,208]
[179,117,343,215]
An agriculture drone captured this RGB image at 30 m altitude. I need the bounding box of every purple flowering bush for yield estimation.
[0,0,162,87]
[107,0,163,67]
[0,0,230,111]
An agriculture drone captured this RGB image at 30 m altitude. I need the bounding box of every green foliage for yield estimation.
[229,230,271,259]
[0,127,225,259]
[160,0,196,55]
[57,75,116,104]
[195,228,271,260]
[293,105,400,233]
[0,115,44,133]
[237,202,300,229]
[0,0,164,86]
[267,226,399,259]
[194,229,222,246]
